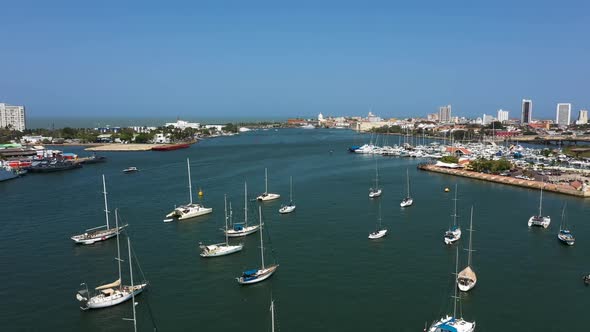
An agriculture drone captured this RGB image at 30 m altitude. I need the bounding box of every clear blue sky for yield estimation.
[1,0,589,120]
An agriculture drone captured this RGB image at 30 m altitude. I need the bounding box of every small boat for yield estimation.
[151,143,191,151]
[583,274,590,285]
[165,158,212,221]
[29,159,82,173]
[557,204,574,246]
[368,199,388,239]
[0,167,19,182]
[368,159,382,198]
[83,154,107,164]
[225,182,260,237]
[528,186,550,228]
[200,195,243,257]
[71,175,127,245]
[76,211,147,310]
[427,247,476,332]
[400,168,413,207]
[457,206,477,292]
[279,176,296,214]
[444,184,461,245]
[123,167,139,173]
[444,187,450,192]
[236,206,279,285]
[257,168,281,201]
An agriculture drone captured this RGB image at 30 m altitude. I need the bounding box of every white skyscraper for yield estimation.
[521,99,532,124]
[482,114,496,125]
[439,105,452,123]
[497,109,509,123]
[577,109,588,125]
[556,103,572,126]
[0,103,26,131]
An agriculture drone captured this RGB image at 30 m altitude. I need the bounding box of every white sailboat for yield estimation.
[528,185,550,228]
[368,199,388,239]
[368,159,382,198]
[427,247,476,332]
[457,206,477,292]
[400,168,413,207]
[71,175,127,245]
[279,176,296,214]
[165,158,212,221]
[225,182,260,237]
[257,168,281,201]
[444,184,461,245]
[76,210,147,310]
[236,206,279,285]
[557,204,575,245]
[200,195,244,257]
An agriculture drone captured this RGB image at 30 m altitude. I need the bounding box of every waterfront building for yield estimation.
[0,103,26,131]
[556,103,572,127]
[427,113,439,122]
[521,99,532,124]
[439,105,452,123]
[576,109,588,125]
[367,111,382,122]
[497,109,509,122]
[165,119,200,130]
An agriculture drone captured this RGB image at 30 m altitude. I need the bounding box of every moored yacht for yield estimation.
[457,207,477,292]
[528,186,550,228]
[279,176,296,214]
[557,204,574,246]
[444,184,461,245]
[165,158,212,221]
[200,195,243,257]
[257,168,281,201]
[368,159,382,198]
[400,168,413,207]
[225,182,260,237]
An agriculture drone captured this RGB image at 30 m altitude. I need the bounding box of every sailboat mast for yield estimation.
[452,184,458,226]
[127,238,137,332]
[453,246,459,318]
[468,206,474,267]
[265,168,268,193]
[538,186,543,216]
[259,205,265,269]
[406,168,410,197]
[289,176,293,202]
[187,158,193,204]
[375,159,379,188]
[270,300,275,332]
[224,195,228,245]
[378,199,382,230]
[115,209,122,286]
[244,182,248,226]
[102,175,110,229]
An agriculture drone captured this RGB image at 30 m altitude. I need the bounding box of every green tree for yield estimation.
[440,156,459,163]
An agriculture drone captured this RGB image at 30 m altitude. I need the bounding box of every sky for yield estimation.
[1,0,589,121]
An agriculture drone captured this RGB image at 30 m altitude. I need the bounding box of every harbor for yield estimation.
[1,128,589,331]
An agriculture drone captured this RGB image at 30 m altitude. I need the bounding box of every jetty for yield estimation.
[418,163,590,198]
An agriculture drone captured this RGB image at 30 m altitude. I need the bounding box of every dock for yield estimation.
[85,144,158,152]
[418,164,590,198]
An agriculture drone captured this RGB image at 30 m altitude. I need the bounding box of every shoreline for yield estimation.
[418,164,590,198]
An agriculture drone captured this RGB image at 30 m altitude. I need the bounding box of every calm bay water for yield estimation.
[1,129,589,331]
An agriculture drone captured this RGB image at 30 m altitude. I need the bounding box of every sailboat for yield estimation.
[76,210,147,310]
[200,195,244,257]
[257,168,281,201]
[368,159,382,198]
[71,175,127,244]
[427,247,476,332]
[279,176,296,214]
[457,206,477,292]
[528,185,550,228]
[400,168,413,207]
[444,184,461,245]
[236,206,279,285]
[165,158,212,221]
[557,204,575,245]
[225,182,260,237]
[368,199,388,239]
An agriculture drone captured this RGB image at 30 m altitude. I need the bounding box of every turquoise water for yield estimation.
[1,129,589,331]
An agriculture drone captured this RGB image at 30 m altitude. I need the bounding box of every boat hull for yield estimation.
[428,316,475,332]
[81,284,147,310]
[71,225,127,245]
[237,265,279,285]
[528,216,550,228]
[225,225,260,237]
[368,229,388,239]
[400,198,413,207]
[166,206,213,220]
[368,189,382,198]
[200,244,243,257]
[279,205,296,214]
[257,193,281,201]
[558,234,575,246]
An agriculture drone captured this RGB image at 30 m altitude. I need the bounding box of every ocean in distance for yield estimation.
[1,128,589,331]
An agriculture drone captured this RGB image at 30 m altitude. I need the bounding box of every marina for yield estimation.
[1,128,590,331]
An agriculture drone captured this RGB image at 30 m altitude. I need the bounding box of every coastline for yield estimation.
[418,163,590,198]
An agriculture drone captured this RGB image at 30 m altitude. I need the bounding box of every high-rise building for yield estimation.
[497,109,509,123]
[577,109,588,125]
[521,99,532,124]
[0,103,26,131]
[482,114,496,125]
[556,103,572,126]
[439,105,452,123]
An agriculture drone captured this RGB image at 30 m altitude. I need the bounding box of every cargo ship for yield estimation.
[151,143,191,151]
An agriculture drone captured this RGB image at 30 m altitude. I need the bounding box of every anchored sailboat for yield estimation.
[71,175,127,245]
[236,206,279,285]
[427,247,476,332]
[200,195,244,257]
[257,168,281,201]
[165,158,212,221]
[557,204,575,245]
[225,182,260,237]
[368,159,382,198]
[369,199,388,239]
[528,185,550,228]
[400,168,413,207]
[444,184,461,245]
[76,210,147,310]
[457,206,477,292]
[279,176,296,214]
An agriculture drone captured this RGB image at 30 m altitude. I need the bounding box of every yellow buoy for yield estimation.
[444,187,450,192]
[198,188,204,197]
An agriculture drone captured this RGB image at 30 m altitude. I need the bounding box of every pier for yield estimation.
[418,163,590,198]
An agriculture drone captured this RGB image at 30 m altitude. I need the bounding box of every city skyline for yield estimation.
[2,1,589,119]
